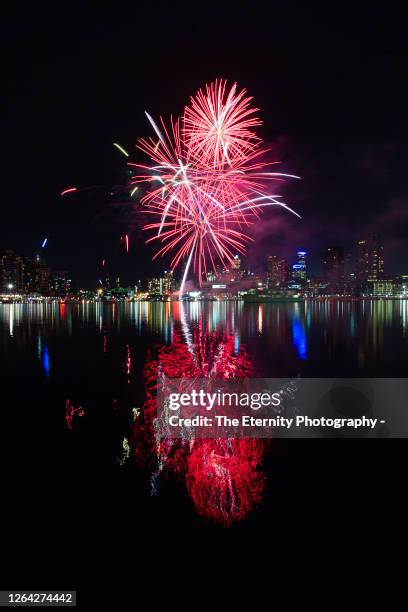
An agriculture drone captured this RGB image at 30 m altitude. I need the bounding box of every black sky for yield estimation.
[2,1,408,286]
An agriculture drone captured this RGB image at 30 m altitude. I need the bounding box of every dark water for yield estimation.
[1,300,407,601]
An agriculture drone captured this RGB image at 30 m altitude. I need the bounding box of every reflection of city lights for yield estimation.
[9,304,14,337]
[402,300,407,334]
[42,344,51,378]
[257,305,263,334]
[234,333,240,355]
[292,304,307,360]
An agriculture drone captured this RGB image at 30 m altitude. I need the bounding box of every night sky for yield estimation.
[2,1,408,286]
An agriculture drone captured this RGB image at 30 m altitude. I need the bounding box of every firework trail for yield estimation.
[120,234,130,253]
[60,187,77,197]
[129,80,300,288]
[113,142,129,157]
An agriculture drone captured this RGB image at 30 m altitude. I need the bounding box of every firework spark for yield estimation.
[120,234,130,253]
[113,142,129,157]
[60,187,77,196]
[130,80,300,288]
[184,79,262,168]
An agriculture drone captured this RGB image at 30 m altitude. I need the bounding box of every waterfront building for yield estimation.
[291,250,307,284]
[147,271,175,297]
[0,250,24,293]
[322,246,345,292]
[232,255,241,270]
[357,234,384,282]
[366,278,396,297]
[50,271,71,296]
[267,255,290,288]
[162,270,175,295]
[399,275,408,298]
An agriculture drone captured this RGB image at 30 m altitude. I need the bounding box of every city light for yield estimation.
[0,235,406,302]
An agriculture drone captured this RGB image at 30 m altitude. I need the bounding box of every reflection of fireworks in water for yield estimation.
[65,400,85,430]
[131,79,300,289]
[130,317,267,527]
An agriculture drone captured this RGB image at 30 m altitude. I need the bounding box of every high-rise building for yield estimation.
[267,255,289,287]
[50,271,71,296]
[103,272,111,289]
[148,277,161,295]
[322,246,345,291]
[22,257,34,293]
[369,279,396,297]
[357,234,384,282]
[0,251,69,296]
[162,270,175,294]
[291,250,307,284]
[36,266,50,294]
[0,251,24,293]
[232,255,241,270]
[399,275,408,298]
[148,271,175,296]
[32,254,50,294]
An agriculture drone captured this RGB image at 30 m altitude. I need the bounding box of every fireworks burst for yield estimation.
[130,80,300,290]
[183,79,262,168]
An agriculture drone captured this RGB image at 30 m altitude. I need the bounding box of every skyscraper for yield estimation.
[147,277,161,295]
[291,250,307,284]
[162,270,175,294]
[31,253,50,294]
[0,251,24,292]
[50,271,71,296]
[267,255,289,287]
[357,234,384,282]
[232,255,241,270]
[322,246,345,291]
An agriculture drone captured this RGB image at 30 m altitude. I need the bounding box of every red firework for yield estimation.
[129,80,300,287]
[183,79,262,169]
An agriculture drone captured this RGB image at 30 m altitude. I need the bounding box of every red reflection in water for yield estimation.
[186,438,265,526]
[125,344,131,383]
[65,399,85,430]
[130,325,267,527]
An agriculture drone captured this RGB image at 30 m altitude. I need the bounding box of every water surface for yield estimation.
[1,300,407,538]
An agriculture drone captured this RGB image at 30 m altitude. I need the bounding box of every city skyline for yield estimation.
[1,231,406,297]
